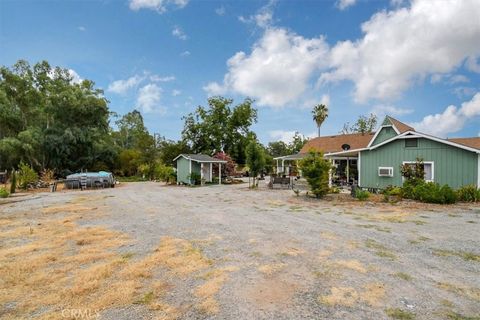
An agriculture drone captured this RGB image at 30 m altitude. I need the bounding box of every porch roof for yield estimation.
[173,154,227,163]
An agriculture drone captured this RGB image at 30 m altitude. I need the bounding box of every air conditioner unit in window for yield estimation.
[378,167,393,177]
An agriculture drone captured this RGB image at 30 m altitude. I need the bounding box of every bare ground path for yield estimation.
[0,182,479,319]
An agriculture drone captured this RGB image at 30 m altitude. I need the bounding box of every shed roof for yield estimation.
[173,154,227,163]
[300,132,375,154]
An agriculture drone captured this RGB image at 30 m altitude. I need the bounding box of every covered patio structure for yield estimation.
[174,154,227,185]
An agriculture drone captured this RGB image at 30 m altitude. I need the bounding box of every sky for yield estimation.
[1,0,480,144]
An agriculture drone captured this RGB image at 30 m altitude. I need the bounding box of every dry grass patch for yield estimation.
[258,263,285,275]
[332,259,367,273]
[320,231,338,240]
[436,282,480,302]
[319,283,385,307]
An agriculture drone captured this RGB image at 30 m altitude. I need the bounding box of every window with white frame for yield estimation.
[378,167,393,177]
[403,161,434,182]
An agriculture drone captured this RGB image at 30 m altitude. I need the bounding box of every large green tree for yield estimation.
[0,60,110,173]
[181,97,257,164]
[245,140,266,188]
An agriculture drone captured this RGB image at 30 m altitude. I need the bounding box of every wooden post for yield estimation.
[328,159,333,188]
[219,163,222,185]
[210,162,213,182]
[346,158,350,185]
[200,163,204,185]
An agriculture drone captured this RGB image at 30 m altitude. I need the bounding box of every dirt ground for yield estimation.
[0,181,479,320]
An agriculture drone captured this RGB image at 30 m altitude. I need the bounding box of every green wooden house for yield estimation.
[277,116,480,190]
[174,154,227,185]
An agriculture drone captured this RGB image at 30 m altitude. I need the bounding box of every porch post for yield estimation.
[328,159,333,188]
[210,163,213,182]
[346,158,350,185]
[200,163,204,185]
[219,163,222,185]
[281,159,285,175]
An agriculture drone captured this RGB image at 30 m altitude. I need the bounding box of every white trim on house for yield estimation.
[358,152,361,187]
[402,161,435,182]
[369,131,480,154]
[478,154,480,188]
[367,125,399,148]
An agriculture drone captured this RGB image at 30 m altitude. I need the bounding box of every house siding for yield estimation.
[371,126,397,146]
[176,157,191,184]
[359,138,478,189]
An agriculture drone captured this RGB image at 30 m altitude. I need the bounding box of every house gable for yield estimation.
[369,126,398,146]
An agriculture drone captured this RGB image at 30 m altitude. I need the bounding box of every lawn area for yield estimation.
[0,182,479,319]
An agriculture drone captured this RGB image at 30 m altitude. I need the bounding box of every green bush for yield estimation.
[154,164,176,184]
[18,162,38,190]
[355,188,370,201]
[457,185,479,202]
[412,182,457,204]
[298,150,331,198]
[0,187,9,198]
[188,172,201,185]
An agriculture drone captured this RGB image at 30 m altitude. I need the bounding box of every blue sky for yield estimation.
[1,0,479,144]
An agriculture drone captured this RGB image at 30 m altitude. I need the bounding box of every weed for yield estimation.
[134,291,155,304]
[385,308,415,319]
[433,249,480,262]
[394,272,412,281]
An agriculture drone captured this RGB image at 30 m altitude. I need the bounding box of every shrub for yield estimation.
[382,185,403,202]
[188,172,201,185]
[10,171,16,194]
[355,188,370,201]
[154,164,176,184]
[412,182,457,204]
[0,187,9,198]
[457,185,479,202]
[18,162,38,190]
[298,150,331,198]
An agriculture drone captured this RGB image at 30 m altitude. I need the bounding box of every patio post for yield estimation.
[281,159,285,175]
[200,163,204,185]
[328,159,333,188]
[346,157,350,185]
[219,163,222,185]
[210,163,213,182]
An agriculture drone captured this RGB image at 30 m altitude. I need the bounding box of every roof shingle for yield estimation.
[447,137,480,150]
[300,132,375,154]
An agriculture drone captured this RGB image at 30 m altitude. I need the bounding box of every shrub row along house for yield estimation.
[275,116,480,190]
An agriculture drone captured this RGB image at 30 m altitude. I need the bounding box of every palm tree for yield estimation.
[312,104,329,137]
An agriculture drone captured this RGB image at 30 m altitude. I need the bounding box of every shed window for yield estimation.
[405,138,418,148]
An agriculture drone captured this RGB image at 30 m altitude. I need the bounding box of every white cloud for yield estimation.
[77,26,86,32]
[172,26,187,40]
[150,75,175,82]
[412,92,480,137]
[204,27,329,107]
[215,6,225,16]
[136,84,164,113]
[129,0,188,13]
[238,0,275,28]
[268,130,297,144]
[321,0,480,103]
[449,75,469,84]
[370,104,413,119]
[108,75,143,94]
[336,0,356,10]
[466,56,480,73]
[172,89,181,96]
[68,69,82,84]
[180,50,191,57]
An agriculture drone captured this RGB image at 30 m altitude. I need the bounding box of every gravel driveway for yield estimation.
[1,181,479,319]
